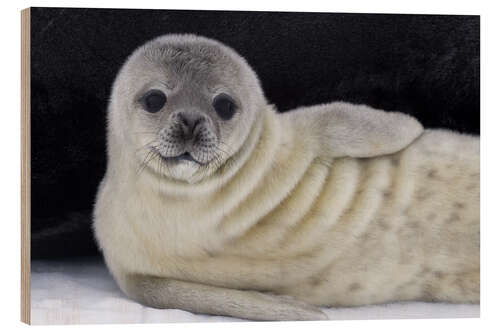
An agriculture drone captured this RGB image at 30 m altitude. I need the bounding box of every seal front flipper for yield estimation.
[123,274,328,321]
[282,101,423,158]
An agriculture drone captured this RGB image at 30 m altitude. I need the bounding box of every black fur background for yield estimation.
[30,7,480,259]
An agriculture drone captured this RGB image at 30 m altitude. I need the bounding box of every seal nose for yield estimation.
[177,111,205,140]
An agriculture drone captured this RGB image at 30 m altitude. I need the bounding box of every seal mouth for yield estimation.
[151,147,204,165]
[167,152,200,164]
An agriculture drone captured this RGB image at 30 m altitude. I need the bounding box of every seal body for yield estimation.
[93,34,479,320]
[95,105,479,306]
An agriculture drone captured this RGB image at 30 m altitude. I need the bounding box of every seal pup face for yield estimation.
[108,34,266,183]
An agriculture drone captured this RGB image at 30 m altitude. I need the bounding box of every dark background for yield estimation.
[30,7,480,259]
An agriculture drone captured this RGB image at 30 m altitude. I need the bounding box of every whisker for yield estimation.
[156,153,162,196]
[136,148,159,176]
[214,146,230,157]
[219,141,233,151]
[132,131,160,135]
[135,139,159,153]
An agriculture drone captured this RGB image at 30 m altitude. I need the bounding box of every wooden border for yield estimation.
[21,7,31,325]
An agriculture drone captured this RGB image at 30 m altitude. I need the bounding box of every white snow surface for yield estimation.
[30,257,479,325]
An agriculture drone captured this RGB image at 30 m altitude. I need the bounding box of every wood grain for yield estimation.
[21,7,31,325]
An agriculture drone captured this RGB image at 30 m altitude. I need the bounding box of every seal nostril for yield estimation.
[177,112,206,139]
[180,115,190,127]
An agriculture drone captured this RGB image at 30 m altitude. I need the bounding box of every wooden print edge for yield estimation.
[21,7,31,325]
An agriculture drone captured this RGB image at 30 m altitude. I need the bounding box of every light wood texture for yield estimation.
[21,7,31,325]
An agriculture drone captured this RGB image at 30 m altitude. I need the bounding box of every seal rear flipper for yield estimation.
[122,274,328,321]
[282,102,423,158]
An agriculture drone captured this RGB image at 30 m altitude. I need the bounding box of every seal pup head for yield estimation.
[107,34,266,183]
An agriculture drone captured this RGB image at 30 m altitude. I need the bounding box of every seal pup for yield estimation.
[93,34,479,321]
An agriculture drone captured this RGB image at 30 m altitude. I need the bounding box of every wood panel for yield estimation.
[21,7,31,325]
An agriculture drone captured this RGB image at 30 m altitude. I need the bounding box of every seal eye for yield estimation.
[141,89,166,113]
[213,93,236,120]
